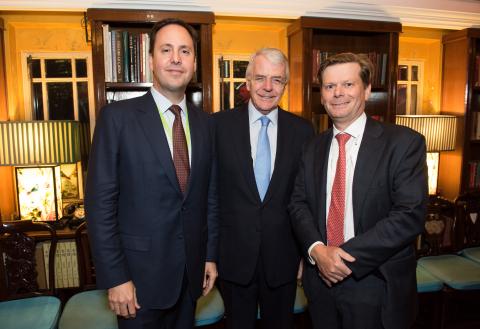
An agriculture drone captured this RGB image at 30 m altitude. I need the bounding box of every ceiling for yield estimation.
[0,0,479,29]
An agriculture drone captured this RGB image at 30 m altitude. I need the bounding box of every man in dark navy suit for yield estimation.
[214,48,314,329]
[289,53,428,329]
[85,18,218,329]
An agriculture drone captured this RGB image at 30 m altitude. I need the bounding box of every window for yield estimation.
[22,52,95,132]
[213,54,250,111]
[396,60,424,115]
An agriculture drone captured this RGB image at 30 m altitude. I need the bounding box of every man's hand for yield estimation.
[108,281,141,318]
[310,244,355,287]
[203,261,218,296]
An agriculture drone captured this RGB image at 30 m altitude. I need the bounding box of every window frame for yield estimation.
[397,59,424,115]
[213,54,250,112]
[21,51,96,133]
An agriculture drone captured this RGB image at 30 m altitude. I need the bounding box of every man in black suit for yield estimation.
[289,52,428,329]
[85,18,218,329]
[214,48,314,329]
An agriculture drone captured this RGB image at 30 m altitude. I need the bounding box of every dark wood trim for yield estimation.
[87,9,214,24]
[288,16,402,36]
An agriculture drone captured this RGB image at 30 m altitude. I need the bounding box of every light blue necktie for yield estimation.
[254,116,271,201]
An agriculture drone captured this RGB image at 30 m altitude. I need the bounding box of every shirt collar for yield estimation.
[333,112,367,140]
[248,100,278,127]
[150,87,187,115]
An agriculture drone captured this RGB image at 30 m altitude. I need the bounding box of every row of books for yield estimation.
[472,112,480,140]
[312,50,388,87]
[467,161,480,190]
[102,25,153,83]
[36,240,79,289]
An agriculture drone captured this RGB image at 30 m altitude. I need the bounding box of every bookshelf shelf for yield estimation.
[87,8,214,114]
[287,17,401,133]
[105,82,153,90]
[438,28,480,199]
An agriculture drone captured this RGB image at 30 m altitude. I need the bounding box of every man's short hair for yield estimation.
[149,18,198,55]
[245,48,290,83]
[318,52,373,88]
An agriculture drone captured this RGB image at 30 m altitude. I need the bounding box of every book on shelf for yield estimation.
[41,239,79,289]
[103,24,153,83]
[468,161,480,190]
[472,112,480,140]
[102,24,112,83]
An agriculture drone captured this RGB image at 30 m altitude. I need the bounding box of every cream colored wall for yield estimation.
[0,11,89,219]
[399,27,450,114]
[212,16,291,111]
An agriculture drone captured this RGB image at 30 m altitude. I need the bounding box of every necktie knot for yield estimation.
[336,133,351,147]
[169,105,182,118]
[259,116,270,127]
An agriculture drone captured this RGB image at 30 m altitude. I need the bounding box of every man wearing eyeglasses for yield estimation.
[213,48,314,329]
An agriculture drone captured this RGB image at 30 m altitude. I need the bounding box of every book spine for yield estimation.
[43,242,50,289]
[115,30,124,82]
[129,32,135,82]
[123,31,130,82]
[102,24,112,82]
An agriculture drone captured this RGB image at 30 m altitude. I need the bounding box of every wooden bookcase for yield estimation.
[287,17,401,132]
[87,8,214,115]
[438,28,480,201]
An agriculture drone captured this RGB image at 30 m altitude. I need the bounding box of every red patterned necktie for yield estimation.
[327,133,351,247]
[169,105,190,194]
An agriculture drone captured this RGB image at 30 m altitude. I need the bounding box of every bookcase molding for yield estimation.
[87,8,214,115]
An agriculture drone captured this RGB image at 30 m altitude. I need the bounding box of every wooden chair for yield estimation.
[59,222,225,328]
[417,196,480,329]
[455,191,480,264]
[0,220,62,329]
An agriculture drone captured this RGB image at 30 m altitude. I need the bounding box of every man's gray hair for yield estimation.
[245,48,289,82]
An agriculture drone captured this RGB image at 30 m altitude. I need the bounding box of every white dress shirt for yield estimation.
[248,100,278,177]
[150,87,192,165]
[308,112,367,263]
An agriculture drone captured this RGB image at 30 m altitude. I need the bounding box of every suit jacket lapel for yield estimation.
[232,105,260,202]
[262,109,291,204]
[352,118,385,232]
[136,92,181,195]
[316,131,333,242]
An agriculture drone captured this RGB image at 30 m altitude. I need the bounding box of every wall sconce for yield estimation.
[396,115,457,195]
[0,121,82,221]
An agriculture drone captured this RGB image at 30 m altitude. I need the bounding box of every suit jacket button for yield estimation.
[177,234,184,240]
[181,206,186,211]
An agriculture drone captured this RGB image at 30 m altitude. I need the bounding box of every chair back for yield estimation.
[74,221,96,290]
[455,191,480,249]
[417,197,456,257]
[0,220,57,300]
